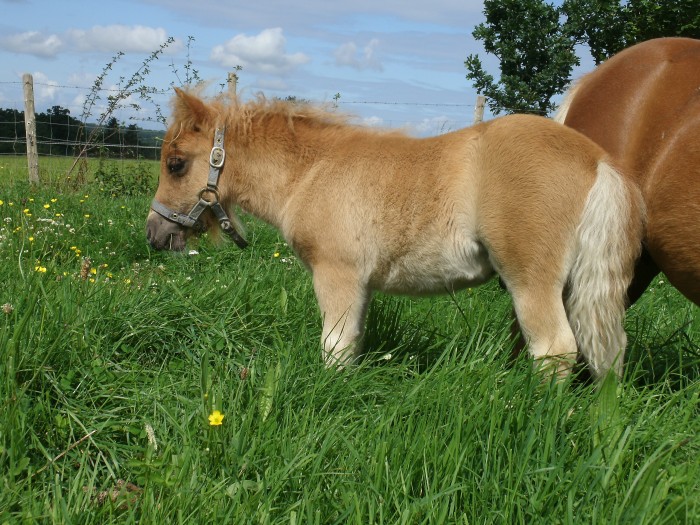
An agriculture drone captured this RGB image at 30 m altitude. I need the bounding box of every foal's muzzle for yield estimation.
[146,211,188,251]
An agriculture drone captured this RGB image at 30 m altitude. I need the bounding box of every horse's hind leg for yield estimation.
[312,263,370,368]
[509,286,578,378]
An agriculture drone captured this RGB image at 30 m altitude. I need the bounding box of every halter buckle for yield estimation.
[210,146,225,168]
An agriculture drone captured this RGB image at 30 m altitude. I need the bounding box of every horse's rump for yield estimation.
[557,37,700,305]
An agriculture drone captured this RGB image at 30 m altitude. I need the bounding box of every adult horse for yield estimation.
[146,89,643,379]
[555,37,700,305]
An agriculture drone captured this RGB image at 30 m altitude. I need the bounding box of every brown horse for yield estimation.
[146,89,644,379]
[555,37,700,305]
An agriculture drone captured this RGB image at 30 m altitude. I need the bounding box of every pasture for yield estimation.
[1,156,699,523]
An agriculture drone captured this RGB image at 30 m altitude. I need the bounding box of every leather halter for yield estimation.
[150,127,248,249]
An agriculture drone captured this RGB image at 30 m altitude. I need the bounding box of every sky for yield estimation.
[0,0,548,136]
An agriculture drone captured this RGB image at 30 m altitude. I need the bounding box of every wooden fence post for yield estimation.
[473,95,486,125]
[22,73,40,183]
[227,72,238,95]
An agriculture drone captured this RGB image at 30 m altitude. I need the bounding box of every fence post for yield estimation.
[473,95,486,125]
[227,72,238,95]
[22,73,40,183]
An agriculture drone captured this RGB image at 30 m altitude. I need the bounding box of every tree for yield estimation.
[465,0,578,115]
[467,0,700,114]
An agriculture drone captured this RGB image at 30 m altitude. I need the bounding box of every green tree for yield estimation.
[564,0,700,63]
[465,0,578,115]
[467,0,700,114]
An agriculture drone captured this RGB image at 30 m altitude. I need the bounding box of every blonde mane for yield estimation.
[170,89,401,144]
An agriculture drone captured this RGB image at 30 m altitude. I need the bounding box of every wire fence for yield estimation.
[0,78,500,181]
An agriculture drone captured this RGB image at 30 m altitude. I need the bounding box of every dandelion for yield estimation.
[90,268,97,275]
[43,204,50,209]
[51,198,57,203]
[2,303,13,314]
[208,410,224,426]
[273,252,280,258]
[34,265,47,273]
[28,236,34,242]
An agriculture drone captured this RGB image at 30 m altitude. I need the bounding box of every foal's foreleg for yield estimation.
[312,264,370,368]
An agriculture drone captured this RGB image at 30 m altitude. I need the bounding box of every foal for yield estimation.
[147,90,644,380]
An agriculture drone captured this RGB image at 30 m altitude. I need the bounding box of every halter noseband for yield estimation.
[150,127,248,249]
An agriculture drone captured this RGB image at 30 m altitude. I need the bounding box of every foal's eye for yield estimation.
[167,156,187,176]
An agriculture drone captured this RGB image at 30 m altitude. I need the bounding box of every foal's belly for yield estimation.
[377,239,495,296]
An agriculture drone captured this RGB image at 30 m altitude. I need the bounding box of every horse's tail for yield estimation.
[553,81,580,124]
[565,161,644,378]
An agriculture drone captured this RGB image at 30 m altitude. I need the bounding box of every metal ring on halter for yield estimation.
[198,187,220,204]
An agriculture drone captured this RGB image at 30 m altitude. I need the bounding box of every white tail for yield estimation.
[565,162,643,378]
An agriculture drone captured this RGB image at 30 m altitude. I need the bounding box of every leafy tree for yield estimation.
[467,0,700,114]
[564,0,700,62]
[465,0,578,115]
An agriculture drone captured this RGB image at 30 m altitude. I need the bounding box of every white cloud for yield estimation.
[413,116,456,135]
[0,26,179,58]
[210,28,310,75]
[31,71,59,101]
[0,31,63,58]
[66,25,178,54]
[361,115,384,127]
[335,39,383,72]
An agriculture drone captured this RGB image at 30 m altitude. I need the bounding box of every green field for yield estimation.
[1,156,699,524]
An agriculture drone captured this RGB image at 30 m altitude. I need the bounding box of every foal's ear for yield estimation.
[172,88,213,131]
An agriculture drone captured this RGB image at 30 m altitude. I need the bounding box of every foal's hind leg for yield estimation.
[312,263,370,368]
[509,286,578,378]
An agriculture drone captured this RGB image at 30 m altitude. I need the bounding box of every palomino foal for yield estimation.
[146,90,644,380]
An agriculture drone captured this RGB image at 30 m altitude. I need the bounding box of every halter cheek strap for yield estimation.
[150,127,248,249]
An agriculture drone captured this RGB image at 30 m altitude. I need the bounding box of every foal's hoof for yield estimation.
[323,349,359,370]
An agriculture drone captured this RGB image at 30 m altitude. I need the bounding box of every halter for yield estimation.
[150,127,248,249]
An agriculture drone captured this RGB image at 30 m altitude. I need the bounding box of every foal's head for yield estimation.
[146,89,232,251]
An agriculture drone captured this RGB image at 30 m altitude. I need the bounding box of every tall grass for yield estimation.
[1,157,698,524]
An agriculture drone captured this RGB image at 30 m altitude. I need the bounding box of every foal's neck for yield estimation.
[227,114,321,229]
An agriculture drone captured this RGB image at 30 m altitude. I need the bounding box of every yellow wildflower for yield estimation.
[208,410,224,426]
[43,204,50,209]
[34,265,47,273]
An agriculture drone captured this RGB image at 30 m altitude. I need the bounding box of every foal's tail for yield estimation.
[565,161,644,379]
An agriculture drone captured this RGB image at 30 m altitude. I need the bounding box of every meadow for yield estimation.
[0,155,698,524]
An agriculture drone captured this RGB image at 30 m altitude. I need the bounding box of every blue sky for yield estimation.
[0,0,542,135]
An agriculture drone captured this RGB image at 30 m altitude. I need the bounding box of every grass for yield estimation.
[1,156,699,524]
